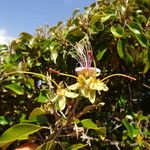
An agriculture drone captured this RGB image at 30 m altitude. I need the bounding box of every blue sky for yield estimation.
[0,0,95,44]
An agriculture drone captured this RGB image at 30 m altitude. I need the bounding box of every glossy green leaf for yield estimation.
[25,78,35,89]
[136,34,148,48]
[96,48,107,61]
[90,15,104,32]
[37,91,48,103]
[90,13,101,27]
[117,39,126,58]
[101,13,115,22]
[38,92,48,103]
[127,22,142,34]
[0,123,41,147]
[81,119,98,129]
[122,119,133,139]
[0,116,9,125]
[66,26,84,37]
[111,25,124,38]
[4,83,24,95]
[67,143,87,150]
[29,107,45,120]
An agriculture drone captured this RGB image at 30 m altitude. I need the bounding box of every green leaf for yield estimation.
[136,34,148,48]
[111,25,124,38]
[29,107,45,120]
[19,32,33,40]
[72,9,80,17]
[101,13,115,22]
[127,22,142,35]
[0,123,41,147]
[67,143,87,150]
[90,13,101,27]
[25,78,35,89]
[36,141,57,150]
[122,119,133,139]
[96,48,107,61]
[38,92,48,103]
[4,83,24,95]
[50,41,59,64]
[97,127,106,140]
[66,26,84,37]
[126,52,133,63]
[117,39,126,58]
[0,116,9,125]
[81,119,98,129]
[143,60,149,73]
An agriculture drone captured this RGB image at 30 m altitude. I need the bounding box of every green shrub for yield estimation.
[0,0,150,149]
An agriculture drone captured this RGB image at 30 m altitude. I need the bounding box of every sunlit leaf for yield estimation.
[136,34,148,48]
[66,26,84,37]
[50,41,59,64]
[81,119,98,129]
[127,22,142,34]
[101,13,116,22]
[29,107,45,120]
[19,32,33,40]
[25,78,35,89]
[4,83,24,95]
[111,25,124,38]
[0,116,9,125]
[0,123,41,147]
[38,92,48,103]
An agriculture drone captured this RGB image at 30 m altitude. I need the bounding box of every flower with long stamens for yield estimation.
[72,38,101,78]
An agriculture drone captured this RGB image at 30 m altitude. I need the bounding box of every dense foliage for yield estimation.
[0,0,150,149]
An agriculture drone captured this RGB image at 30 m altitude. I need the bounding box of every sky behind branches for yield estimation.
[0,0,95,44]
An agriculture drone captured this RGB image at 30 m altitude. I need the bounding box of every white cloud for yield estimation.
[0,28,14,45]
